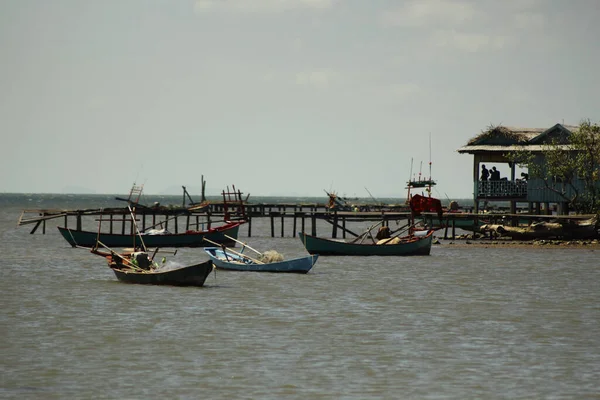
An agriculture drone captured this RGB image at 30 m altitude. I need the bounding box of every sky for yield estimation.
[1,0,598,199]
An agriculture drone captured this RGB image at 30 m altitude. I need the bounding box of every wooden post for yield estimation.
[42,219,46,234]
[174,216,178,233]
[30,220,42,234]
[311,214,317,236]
[186,215,190,231]
[270,213,275,237]
[110,214,113,233]
[142,213,146,232]
[452,218,456,239]
[293,213,297,238]
[64,214,68,228]
[332,212,338,239]
[281,214,285,237]
[122,214,126,235]
[301,214,305,235]
[444,217,449,239]
[77,212,82,231]
[247,216,252,237]
[342,217,346,239]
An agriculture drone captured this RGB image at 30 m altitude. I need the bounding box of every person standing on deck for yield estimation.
[481,165,489,181]
[491,166,500,181]
[480,164,490,197]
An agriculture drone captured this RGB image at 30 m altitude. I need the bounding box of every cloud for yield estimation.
[504,86,535,105]
[504,0,545,11]
[294,69,339,88]
[195,0,336,13]
[430,30,514,53]
[388,83,421,98]
[381,0,476,28]
[513,12,546,31]
[382,1,540,53]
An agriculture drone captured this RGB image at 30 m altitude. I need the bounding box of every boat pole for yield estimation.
[223,234,263,256]
[203,238,264,264]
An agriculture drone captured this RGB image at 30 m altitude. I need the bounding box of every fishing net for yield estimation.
[259,250,284,263]
[377,237,401,245]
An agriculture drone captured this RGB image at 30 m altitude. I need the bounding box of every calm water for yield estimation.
[1,194,599,399]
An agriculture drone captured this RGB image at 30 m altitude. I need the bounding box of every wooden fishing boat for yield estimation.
[93,249,214,286]
[58,221,242,248]
[204,247,318,274]
[298,230,434,256]
[86,196,215,286]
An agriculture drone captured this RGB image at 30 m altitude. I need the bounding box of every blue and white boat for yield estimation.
[204,247,318,274]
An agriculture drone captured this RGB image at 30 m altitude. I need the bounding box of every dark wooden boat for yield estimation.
[298,230,434,256]
[58,221,242,248]
[94,249,214,286]
[204,247,318,273]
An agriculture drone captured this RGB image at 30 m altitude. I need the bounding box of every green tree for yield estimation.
[508,119,600,214]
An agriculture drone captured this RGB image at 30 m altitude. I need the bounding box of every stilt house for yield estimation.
[457,123,585,214]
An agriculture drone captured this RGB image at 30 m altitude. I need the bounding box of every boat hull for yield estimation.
[58,223,241,248]
[205,247,318,273]
[298,231,434,256]
[111,260,214,286]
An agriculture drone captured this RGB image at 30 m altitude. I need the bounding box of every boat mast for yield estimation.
[428,133,432,198]
[406,158,414,202]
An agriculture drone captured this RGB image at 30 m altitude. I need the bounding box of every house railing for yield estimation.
[476,180,527,199]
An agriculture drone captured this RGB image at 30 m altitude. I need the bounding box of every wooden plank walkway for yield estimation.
[17,202,596,239]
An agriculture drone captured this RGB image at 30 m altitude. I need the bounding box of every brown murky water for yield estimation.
[2,195,599,399]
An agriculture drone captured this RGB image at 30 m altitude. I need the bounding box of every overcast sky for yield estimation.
[1,0,598,199]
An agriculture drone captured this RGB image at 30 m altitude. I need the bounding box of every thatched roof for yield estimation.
[466,126,545,146]
[458,123,580,154]
[457,144,573,153]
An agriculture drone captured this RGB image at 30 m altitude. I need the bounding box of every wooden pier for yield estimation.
[17,200,596,241]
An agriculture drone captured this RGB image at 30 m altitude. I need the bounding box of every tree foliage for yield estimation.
[508,119,600,214]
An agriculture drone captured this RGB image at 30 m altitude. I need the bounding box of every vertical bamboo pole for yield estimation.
[301,214,305,234]
[452,219,456,239]
[270,213,275,237]
[444,218,449,239]
[293,213,297,238]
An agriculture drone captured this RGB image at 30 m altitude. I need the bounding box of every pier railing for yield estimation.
[476,180,527,199]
